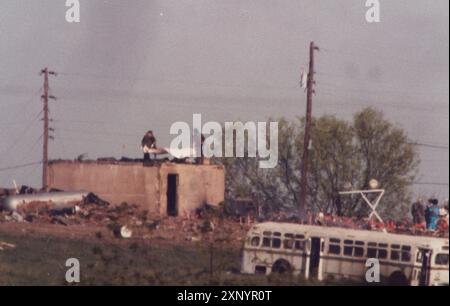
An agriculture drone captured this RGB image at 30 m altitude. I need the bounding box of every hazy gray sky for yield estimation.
[0,0,448,198]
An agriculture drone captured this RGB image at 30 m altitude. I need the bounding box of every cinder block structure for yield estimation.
[47,160,225,217]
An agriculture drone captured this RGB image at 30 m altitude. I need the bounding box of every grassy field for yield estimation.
[1,229,365,286]
[0,231,267,286]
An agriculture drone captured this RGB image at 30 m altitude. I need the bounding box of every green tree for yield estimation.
[221,107,420,220]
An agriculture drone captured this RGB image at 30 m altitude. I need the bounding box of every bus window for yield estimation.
[283,239,294,249]
[368,247,387,259]
[354,247,364,257]
[344,240,365,257]
[344,247,352,256]
[295,234,305,240]
[378,249,388,259]
[294,240,305,251]
[250,236,260,247]
[354,241,365,257]
[367,248,377,258]
[401,246,412,262]
[329,238,341,255]
[272,238,281,249]
[273,232,282,237]
[285,233,294,239]
[262,237,271,248]
[435,254,449,266]
[391,244,401,261]
[263,231,272,236]
[391,250,400,261]
[344,241,353,256]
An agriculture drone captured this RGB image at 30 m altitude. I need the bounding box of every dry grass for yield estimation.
[0,230,366,286]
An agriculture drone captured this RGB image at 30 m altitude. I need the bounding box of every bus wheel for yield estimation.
[388,271,409,286]
[271,259,292,274]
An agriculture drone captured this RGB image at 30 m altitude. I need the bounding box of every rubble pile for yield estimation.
[265,211,449,238]
[144,216,249,246]
[0,193,250,244]
[0,193,138,227]
[1,191,446,242]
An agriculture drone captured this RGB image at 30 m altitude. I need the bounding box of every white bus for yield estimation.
[241,222,449,286]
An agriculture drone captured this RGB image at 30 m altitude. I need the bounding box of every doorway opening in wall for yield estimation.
[309,237,321,279]
[167,174,178,216]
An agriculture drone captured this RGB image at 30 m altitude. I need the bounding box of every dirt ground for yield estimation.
[0,194,258,285]
[0,197,395,286]
[0,212,259,286]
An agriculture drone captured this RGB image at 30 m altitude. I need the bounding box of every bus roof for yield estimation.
[248,222,449,248]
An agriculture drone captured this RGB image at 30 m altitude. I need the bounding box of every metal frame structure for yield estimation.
[339,189,386,224]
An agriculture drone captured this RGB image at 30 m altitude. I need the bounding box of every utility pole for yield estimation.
[299,41,319,218]
[40,68,57,191]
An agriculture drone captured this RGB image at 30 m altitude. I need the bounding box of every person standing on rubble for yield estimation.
[425,198,440,231]
[436,208,449,234]
[141,130,157,163]
[411,198,426,229]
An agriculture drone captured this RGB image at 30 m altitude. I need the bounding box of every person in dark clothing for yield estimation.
[411,198,425,226]
[141,131,156,163]
[192,129,205,164]
[200,133,205,164]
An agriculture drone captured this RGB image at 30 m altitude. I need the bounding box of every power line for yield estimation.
[410,142,449,150]
[56,127,138,138]
[318,81,449,101]
[58,71,298,92]
[52,119,160,135]
[413,182,449,187]
[320,44,450,84]
[0,133,44,186]
[0,109,43,157]
[316,90,449,116]
[58,70,450,100]
[5,134,44,171]
[48,74,449,117]
[57,130,137,147]
[0,161,42,173]
[0,87,42,141]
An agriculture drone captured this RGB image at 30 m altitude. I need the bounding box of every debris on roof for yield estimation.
[0,241,16,251]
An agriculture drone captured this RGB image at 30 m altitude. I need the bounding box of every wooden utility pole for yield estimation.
[40,68,57,191]
[299,42,319,218]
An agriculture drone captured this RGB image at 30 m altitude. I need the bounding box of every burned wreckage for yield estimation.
[0,156,225,237]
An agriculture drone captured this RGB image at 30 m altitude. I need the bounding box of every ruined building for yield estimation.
[47,160,225,217]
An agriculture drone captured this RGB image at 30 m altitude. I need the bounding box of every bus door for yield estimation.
[416,248,432,286]
[307,237,324,280]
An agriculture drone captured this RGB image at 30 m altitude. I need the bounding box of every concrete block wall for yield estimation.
[47,161,225,216]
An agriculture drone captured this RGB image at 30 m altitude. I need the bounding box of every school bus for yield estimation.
[241,222,449,286]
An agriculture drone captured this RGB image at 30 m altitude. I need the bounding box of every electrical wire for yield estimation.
[0,109,43,157]
[410,142,449,150]
[0,161,42,172]
[413,182,449,186]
